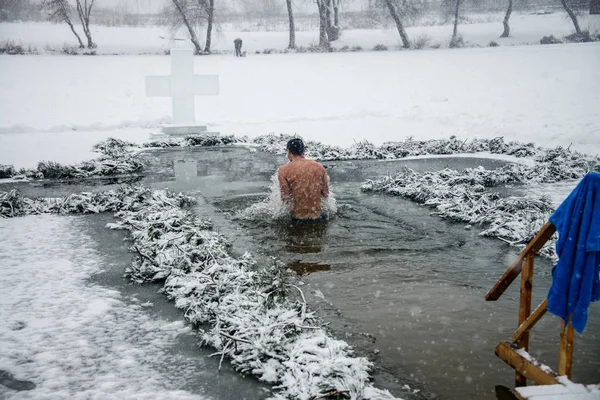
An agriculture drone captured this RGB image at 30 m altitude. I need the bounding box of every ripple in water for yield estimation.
[236,172,337,221]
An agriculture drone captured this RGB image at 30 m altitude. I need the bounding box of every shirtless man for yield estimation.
[278,138,329,221]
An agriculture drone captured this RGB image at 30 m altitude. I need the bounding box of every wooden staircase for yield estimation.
[485,222,577,389]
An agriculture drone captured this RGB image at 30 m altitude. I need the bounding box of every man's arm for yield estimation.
[321,170,329,198]
[278,167,292,203]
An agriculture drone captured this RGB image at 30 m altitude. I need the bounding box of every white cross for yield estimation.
[145,48,219,125]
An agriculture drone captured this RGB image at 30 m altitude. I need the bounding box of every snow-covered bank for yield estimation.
[1,43,599,169]
[1,13,599,54]
[0,214,206,400]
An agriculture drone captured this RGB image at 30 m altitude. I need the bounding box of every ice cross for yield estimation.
[145,48,219,125]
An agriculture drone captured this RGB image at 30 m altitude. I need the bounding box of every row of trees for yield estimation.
[14,0,599,53]
[144,0,600,51]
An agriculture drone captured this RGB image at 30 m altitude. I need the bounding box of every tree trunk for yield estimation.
[317,2,329,48]
[561,0,582,34]
[54,0,85,48]
[75,0,96,48]
[325,0,333,30]
[501,0,513,37]
[333,2,340,26]
[67,20,85,48]
[383,0,411,48]
[286,0,296,49]
[204,0,214,53]
[171,0,202,54]
[452,0,461,42]
[592,0,600,14]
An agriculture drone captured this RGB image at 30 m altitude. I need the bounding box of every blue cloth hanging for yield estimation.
[547,172,600,334]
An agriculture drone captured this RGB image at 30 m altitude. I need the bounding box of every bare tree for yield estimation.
[286,0,296,49]
[450,0,461,47]
[204,0,214,52]
[332,0,341,26]
[592,0,600,14]
[75,0,96,48]
[560,0,582,34]
[501,0,512,37]
[166,0,204,54]
[382,0,411,48]
[40,0,85,48]
[315,0,330,47]
[325,0,340,41]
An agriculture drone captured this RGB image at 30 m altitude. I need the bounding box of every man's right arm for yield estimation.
[321,169,329,198]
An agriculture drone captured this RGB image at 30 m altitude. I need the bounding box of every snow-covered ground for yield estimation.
[1,13,599,54]
[0,214,206,399]
[1,42,599,169]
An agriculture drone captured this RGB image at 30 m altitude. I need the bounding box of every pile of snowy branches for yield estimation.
[249,134,542,161]
[361,167,557,258]
[143,134,238,149]
[0,187,397,400]
[1,138,144,180]
[0,135,242,181]
[249,134,599,181]
[0,188,129,218]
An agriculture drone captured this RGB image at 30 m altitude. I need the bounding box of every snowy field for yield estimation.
[1,42,599,168]
[0,215,206,399]
[1,13,600,54]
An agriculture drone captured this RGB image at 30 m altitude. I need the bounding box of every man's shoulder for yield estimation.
[278,163,292,176]
[306,159,326,171]
[278,162,290,171]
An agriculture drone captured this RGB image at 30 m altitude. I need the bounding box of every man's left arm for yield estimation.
[278,167,292,203]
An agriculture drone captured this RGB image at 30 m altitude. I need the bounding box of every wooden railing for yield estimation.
[485,222,575,387]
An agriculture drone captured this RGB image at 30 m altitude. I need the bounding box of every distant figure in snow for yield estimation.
[234,38,243,57]
[278,138,330,221]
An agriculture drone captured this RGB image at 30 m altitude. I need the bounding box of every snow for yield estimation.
[0,214,205,400]
[516,376,600,399]
[1,42,599,169]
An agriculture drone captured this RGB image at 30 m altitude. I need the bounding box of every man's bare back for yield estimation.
[278,139,329,220]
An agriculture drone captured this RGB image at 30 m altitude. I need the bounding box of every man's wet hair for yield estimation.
[287,138,305,156]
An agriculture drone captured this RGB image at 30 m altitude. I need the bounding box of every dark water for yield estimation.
[3,146,599,400]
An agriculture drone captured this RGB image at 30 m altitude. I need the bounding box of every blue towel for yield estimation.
[547,172,600,333]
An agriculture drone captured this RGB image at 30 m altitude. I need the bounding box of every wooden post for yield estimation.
[558,319,575,379]
[515,251,535,386]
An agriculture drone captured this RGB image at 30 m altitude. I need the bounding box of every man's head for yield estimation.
[286,138,305,160]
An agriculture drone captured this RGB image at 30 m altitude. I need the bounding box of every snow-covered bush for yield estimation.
[564,30,599,43]
[0,164,16,179]
[412,35,431,49]
[540,35,562,44]
[0,41,36,55]
[361,167,557,257]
